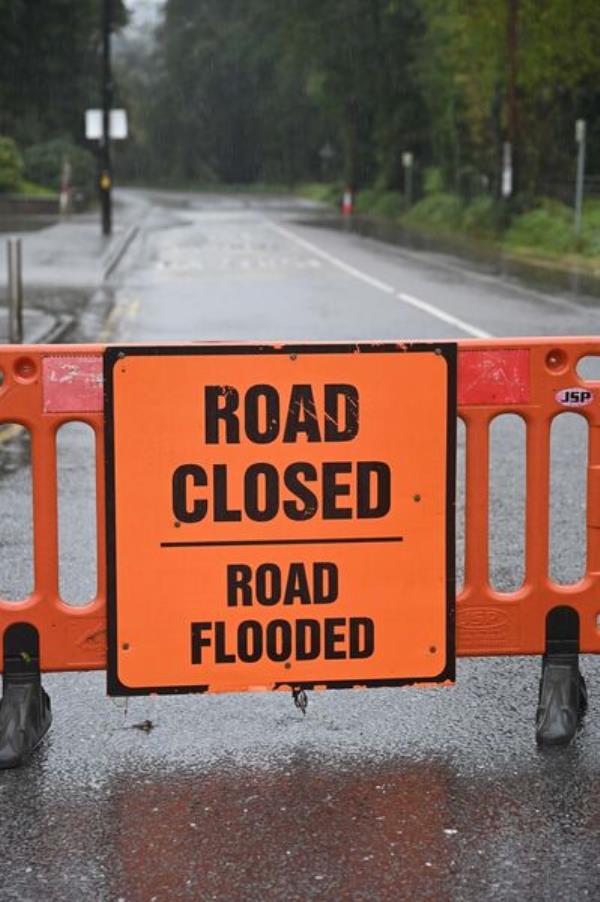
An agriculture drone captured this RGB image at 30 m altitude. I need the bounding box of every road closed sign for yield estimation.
[105,343,456,695]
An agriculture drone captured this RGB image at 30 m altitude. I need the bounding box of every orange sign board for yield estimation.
[105,343,456,695]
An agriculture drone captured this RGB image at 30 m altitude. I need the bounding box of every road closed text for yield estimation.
[171,384,391,522]
[173,384,392,668]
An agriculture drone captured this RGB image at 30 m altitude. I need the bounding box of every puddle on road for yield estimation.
[23,286,90,317]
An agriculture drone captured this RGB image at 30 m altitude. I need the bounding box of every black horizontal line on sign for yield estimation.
[160,536,404,548]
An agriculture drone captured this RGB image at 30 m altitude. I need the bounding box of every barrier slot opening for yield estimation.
[0,423,33,601]
[550,412,588,585]
[489,414,525,592]
[456,417,466,593]
[57,422,98,606]
[577,356,600,382]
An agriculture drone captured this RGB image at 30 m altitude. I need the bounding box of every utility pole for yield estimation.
[574,119,586,237]
[505,0,519,198]
[100,0,113,236]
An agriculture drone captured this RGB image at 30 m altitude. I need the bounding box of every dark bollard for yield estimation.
[536,606,587,747]
[0,623,52,768]
[7,237,23,344]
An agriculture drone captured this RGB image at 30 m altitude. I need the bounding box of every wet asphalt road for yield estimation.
[2,190,600,901]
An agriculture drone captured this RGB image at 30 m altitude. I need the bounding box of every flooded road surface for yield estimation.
[324,213,600,304]
[313,212,600,307]
[106,190,600,344]
[1,189,600,901]
[2,660,600,900]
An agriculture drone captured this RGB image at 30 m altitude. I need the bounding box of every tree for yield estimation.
[117,0,600,198]
[0,0,127,149]
[417,0,600,198]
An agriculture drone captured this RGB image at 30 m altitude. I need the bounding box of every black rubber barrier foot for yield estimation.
[0,672,52,768]
[535,654,586,748]
[0,623,52,769]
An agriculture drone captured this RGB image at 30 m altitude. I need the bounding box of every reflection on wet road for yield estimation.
[3,656,600,900]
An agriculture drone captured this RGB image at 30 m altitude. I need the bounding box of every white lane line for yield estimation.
[395,290,490,338]
[266,221,396,295]
[267,220,491,339]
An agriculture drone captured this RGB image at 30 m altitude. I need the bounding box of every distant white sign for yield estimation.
[85,109,128,140]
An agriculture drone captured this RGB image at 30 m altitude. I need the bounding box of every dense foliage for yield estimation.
[1,0,599,210]
[23,139,97,195]
[0,0,127,192]
[118,0,600,199]
[0,137,23,193]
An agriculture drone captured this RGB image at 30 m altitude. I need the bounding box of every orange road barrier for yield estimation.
[457,338,600,658]
[0,337,598,759]
[0,348,106,674]
[1,338,600,668]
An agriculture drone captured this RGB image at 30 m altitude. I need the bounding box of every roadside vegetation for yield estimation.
[114,1,600,196]
[0,0,127,200]
[300,175,600,271]
[0,136,96,199]
[297,174,600,273]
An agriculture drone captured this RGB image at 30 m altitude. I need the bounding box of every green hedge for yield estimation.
[354,189,406,218]
[504,200,575,255]
[0,137,24,192]
[23,139,96,195]
[298,182,343,204]
[504,199,600,258]
[402,192,463,230]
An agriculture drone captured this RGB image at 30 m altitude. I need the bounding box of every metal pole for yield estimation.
[7,238,23,344]
[575,119,586,237]
[100,0,113,237]
[402,152,414,206]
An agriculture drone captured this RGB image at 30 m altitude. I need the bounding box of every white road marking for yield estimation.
[99,296,141,341]
[267,221,396,294]
[395,290,490,338]
[267,220,491,339]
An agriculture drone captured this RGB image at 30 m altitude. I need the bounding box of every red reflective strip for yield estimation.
[458,349,530,405]
[42,355,103,413]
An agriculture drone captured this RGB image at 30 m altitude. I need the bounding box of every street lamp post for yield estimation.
[100,0,113,237]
